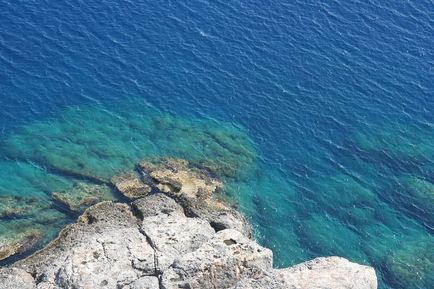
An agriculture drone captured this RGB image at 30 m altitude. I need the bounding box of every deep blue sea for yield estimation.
[1,0,434,288]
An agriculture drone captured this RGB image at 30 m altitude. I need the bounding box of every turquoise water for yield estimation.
[1,0,434,288]
[1,102,433,289]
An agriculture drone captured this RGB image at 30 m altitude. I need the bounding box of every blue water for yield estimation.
[1,0,434,288]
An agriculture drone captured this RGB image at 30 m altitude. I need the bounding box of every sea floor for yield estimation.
[0,102,433,289]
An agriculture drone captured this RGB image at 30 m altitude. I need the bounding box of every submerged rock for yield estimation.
[361,223,399,266]
[0,194,67,262]
[384,236,434,289]
[298,213,368,262]
[0,228,41,261]
[139,158,251,236]
[0,196,45,219]
[0,104,257,183]
[309,173,376,209]
[388,176,434,230]
[2,192,376,289]
[351,122,434,164]
[0,158,377,288]
[303,173,377,227]
[399,176,434,211]
[52,182,114,213]
[111,171,151,199]
[0,194,68,227]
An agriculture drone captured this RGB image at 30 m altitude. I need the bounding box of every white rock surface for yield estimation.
[0,159,378,289]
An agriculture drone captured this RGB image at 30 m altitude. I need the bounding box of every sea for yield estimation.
[0,0,433,288]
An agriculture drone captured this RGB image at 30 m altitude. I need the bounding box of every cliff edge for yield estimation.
[0,158,377,289]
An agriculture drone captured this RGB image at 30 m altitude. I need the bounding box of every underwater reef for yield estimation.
[338,120,434,289]
[1,104,257,183]
[351,121,434,165]
[0,105,433,289]
[0,158,377,289]
[0,103,257,263]
[242,119,434,289]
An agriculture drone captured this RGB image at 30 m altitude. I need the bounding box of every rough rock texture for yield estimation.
[111,171,151,199]
[231,257,377,289]
[0,196,43,219]
[0,229,42,261]
[0,194,66,261]
[0,158,378,289]
[138,158,252,237]
[15,201,153,288]
[0,193,377,289]
[161,229,273,289]
[0,268,35,289]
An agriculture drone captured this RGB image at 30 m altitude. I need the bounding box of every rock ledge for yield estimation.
[0,159,377,289]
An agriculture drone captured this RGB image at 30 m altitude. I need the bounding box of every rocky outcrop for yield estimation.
[0,158,377,289]
[230,257,377,289]
[111,172,151,199]
[0,194,377,289]
[138,158,251,237]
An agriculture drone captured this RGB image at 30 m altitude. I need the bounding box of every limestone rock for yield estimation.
[140,205,215,272]
[276,256,377,289]
[139,158,251,237]
[231,257,377,289]
[194,205,252,238]
[111,171,151,199]
[1,162,377,289]
[161,229,273,289]
[16,202,155,288]
[124,276,159,289]
[133,194,215,272]
[132,193,184,218]
[0,268,35,289]
[138,158,223,203]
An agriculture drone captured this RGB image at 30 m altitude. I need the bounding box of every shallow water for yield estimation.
[1,0,434,288]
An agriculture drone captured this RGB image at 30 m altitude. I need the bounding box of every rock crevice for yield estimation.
[0,158,377,289]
